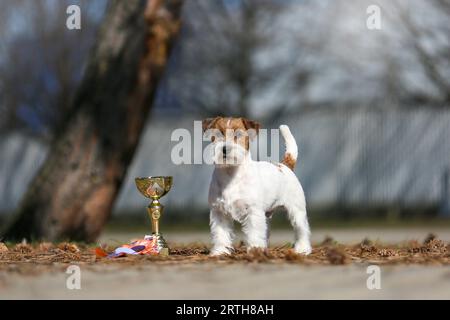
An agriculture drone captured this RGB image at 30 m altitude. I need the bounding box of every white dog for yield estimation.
[203,117,312,256]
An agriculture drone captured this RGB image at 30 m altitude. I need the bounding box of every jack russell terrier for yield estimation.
[203,116,312,255]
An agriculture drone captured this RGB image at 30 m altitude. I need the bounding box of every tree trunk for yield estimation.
[2,0,183,242]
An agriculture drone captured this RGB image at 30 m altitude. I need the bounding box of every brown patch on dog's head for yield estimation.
[241,118,260,136]
[202,117,260,150]
[202,117,221,132]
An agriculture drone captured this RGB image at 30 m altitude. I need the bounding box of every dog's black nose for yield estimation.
[222,146,228,155]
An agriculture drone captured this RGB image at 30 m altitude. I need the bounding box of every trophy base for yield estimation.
[153,232,169,256]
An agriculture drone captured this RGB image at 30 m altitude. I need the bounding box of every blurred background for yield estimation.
[1,0,450,236]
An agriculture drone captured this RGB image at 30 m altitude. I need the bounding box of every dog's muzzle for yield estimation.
[214,142,245,166]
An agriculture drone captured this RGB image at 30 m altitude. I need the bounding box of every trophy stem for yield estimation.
[152,219,159,234]
[146,197,169,256]
[147,198,163,234]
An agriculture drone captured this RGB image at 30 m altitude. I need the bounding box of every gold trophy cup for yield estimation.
[135,176,173,256]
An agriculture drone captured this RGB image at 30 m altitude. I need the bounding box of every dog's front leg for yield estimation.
[242,211,268,251]
[209,209,234,255]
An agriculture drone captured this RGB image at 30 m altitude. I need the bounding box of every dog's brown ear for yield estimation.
[202,117,220,132]
[242,118,261,134]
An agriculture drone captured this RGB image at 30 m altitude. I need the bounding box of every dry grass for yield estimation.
[0,235,449,275]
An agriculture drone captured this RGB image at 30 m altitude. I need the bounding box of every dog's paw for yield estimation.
[294,242,312,255]
[210,247,232,256]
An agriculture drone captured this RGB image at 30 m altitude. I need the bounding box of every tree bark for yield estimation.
[2,0,183,242]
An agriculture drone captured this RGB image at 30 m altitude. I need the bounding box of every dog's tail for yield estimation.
[279,125,298,170]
